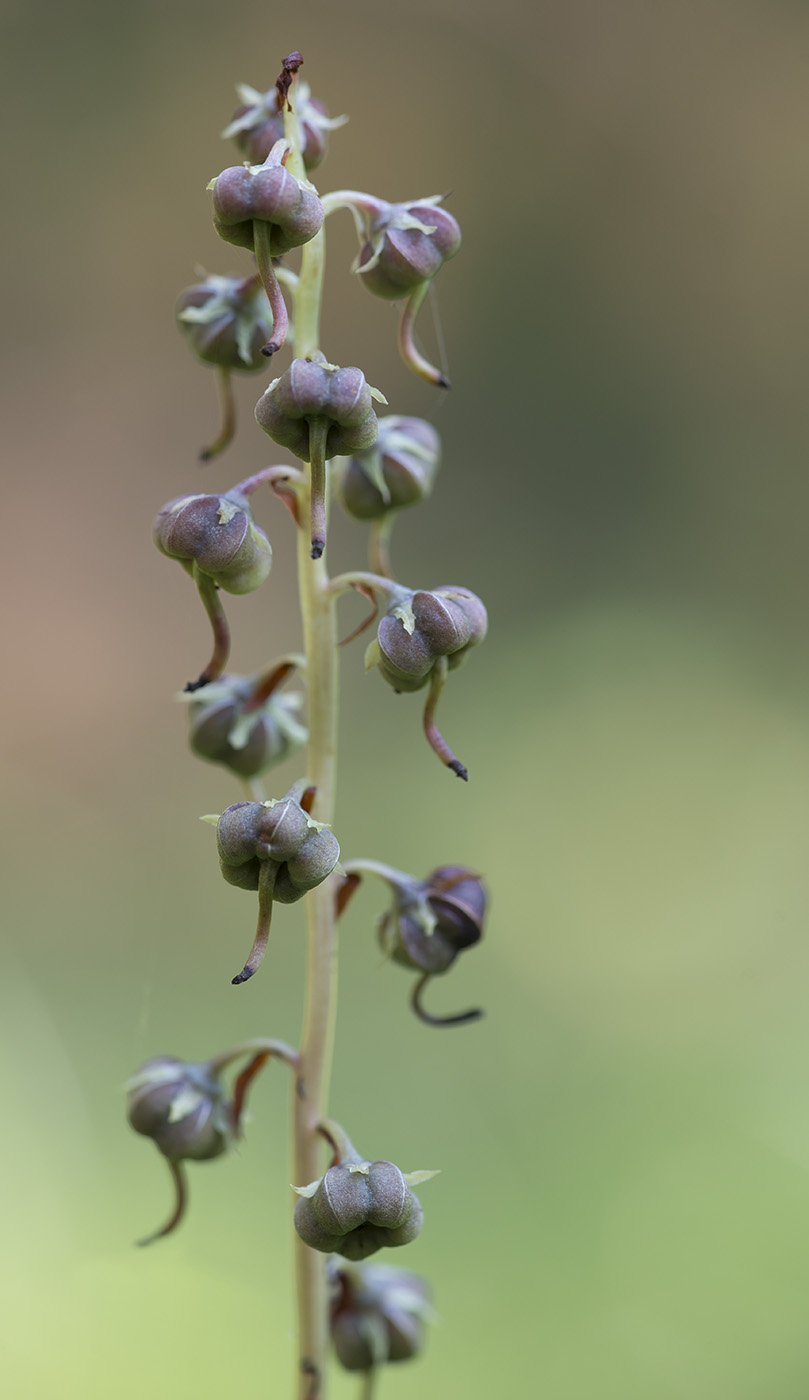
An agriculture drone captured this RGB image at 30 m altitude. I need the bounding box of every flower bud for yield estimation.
[188,674,306,778]
[375,587,487,692]
[329,1261,432,1372]
[126,1056,230,1162]
[256,357,379,462]
[222,79,347,170]
[336,416,440,521]
[209,139,324,255]
[217,791,340,902]
[294,1152,431,1261]
[153,491,272,595]
[356,197,461,301]
[176,273,273,372]
[379,867,486,975]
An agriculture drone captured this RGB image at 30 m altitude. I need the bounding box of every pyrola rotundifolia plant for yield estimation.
[128,52,489,1400]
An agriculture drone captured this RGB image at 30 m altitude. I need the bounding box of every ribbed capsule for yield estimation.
[375,587,487,692]
[188,675,305,779]
[217,793,340,903]
[337,416,440,521]
[176,274,274,372]
[256,358,379,461]
[126,1057,230,1162]
[357,199,461,300]
[153,492,272,595]
[379,867,486,974]
[210,140,324,255]
[329,1261,432,1372]
[294,1158,424,1261]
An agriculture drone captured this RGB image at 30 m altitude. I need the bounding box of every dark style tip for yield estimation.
[184,676,209,694]
[310,540,325,560]
[450,760,469,781]
[437,374,452,389]
[411,973,483,1028]
[231,966,255,986]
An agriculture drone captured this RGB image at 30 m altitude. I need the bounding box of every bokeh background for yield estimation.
[3,0,809,1395]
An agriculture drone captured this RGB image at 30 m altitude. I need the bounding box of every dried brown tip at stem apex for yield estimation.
[276,51,304,111]
[411,973,483,1028]
[136,1159,188,1247]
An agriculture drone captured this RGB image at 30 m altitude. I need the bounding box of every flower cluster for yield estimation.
[130,47,491,1399]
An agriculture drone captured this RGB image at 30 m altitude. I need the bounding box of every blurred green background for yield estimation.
[4,0,809,1395]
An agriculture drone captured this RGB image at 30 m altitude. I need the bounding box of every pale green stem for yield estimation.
[342,858,408,888]
[206,1037,299,1077]
[360,1369,377,1400]
[369,514,395,579]
[235,464,305,497]
[328,570,404,602]
[286,97,325,361]
[320,190,388,220]
[287,81,338,1400]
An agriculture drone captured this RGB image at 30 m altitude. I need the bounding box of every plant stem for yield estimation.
[199,366,236,462]
[206,1037,300,1076]
[293,471,339,1399]
[287,81,338,1400]
[369,515,394,579]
